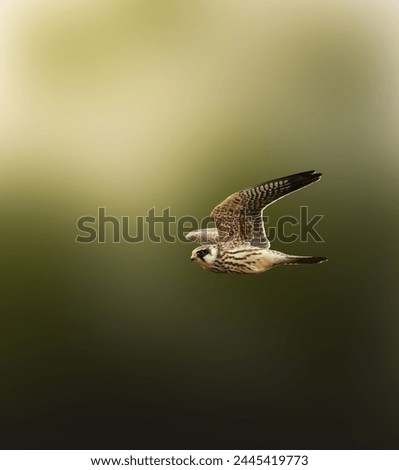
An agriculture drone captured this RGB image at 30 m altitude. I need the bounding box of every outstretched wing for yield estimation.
[185,228,219,244]
[211,170,322,247]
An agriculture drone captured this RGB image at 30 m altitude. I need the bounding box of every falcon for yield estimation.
[187,170,327,274]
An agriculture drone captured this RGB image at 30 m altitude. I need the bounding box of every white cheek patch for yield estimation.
[202,255,211,264]
[198,257,209,267]
[204,249,217,264]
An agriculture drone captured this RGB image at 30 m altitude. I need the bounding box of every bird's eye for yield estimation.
[198,250,207,258]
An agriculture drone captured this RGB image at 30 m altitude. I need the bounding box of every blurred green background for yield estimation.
[1,0,399,449]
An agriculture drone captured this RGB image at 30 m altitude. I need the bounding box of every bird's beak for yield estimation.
[191,256,195,262]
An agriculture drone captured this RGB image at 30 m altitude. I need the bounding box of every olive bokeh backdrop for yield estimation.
[1,0,398,449]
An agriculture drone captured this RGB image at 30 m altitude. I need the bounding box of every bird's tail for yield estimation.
[282,255,328,265]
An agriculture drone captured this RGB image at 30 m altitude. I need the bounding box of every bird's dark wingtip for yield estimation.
[303,170,322,178]
[302,171,323,185]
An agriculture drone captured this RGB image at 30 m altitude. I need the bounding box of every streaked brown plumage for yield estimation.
[187,170,327,274]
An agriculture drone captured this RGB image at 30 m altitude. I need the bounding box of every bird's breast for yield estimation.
[216,247,274,274]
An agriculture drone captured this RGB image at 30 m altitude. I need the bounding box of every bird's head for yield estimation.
[191,245,218,269]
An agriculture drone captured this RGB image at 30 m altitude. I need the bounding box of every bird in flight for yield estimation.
[187,170,327,274]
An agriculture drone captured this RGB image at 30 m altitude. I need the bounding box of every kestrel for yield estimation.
[187,170,327,274]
